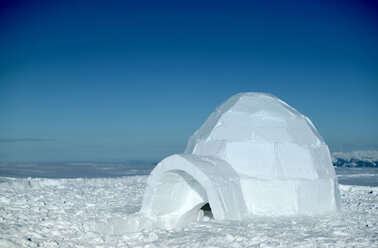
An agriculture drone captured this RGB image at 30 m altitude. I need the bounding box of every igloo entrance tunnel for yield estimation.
[141,92,340,228]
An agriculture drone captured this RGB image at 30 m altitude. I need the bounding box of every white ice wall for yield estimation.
[141,92,340,229]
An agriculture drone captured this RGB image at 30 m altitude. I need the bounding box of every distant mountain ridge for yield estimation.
[332,150,378,167]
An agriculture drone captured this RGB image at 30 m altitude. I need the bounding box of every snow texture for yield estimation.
[0,176,376,248]
[336,167,378,187]
[141,93,340,228]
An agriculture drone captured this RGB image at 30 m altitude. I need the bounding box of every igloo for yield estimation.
[141,92,340,228]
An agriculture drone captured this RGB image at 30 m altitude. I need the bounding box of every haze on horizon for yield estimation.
[0,0,377,162]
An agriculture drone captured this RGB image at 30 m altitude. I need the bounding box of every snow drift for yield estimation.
[141,92,341,228]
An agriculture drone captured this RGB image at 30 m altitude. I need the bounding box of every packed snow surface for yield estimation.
[0,175,377,248]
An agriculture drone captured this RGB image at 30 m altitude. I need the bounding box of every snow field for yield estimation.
[0,176,377,248]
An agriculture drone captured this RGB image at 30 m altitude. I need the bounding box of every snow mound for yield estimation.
[141,93,341,228]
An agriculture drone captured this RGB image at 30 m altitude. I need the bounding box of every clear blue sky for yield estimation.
[0,0,377,162]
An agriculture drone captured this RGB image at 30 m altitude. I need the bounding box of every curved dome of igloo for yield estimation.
[184,92,335,180]
[141,92,340,229]
[185,92,322,148]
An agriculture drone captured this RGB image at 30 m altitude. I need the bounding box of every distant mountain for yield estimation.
[332,151,378,167]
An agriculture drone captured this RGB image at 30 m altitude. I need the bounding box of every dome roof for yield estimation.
[184,92,334,179]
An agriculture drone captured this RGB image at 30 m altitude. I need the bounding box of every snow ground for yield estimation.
[0,175,377,248]
[335,167,378,187]
[0,163,155,179]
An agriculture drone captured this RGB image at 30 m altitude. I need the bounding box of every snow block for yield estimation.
[141,92,340,228]
[295,178,341,215]
[240,178,297,215]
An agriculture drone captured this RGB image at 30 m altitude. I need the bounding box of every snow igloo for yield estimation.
[141,92,340,228]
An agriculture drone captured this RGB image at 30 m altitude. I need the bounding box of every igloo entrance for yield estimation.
[151,170,216,222]
[200,203,213,219]
[140,154,247,228]
[148,169,209,228]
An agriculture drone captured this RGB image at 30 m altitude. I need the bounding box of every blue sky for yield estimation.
[0,0,377,162]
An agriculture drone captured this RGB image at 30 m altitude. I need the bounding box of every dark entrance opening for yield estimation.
[200,203,213,219]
